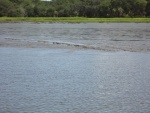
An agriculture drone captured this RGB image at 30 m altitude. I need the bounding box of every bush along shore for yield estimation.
[0,17,150,23]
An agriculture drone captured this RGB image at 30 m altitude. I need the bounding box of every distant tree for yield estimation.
[46,7,55,17]
[131,0,147,17]
[0,0,149,17]
[0,0,14,16]
[146,0,150,17]
[9,0,23,4]
[21,0,35,17]
[99,0,111,17]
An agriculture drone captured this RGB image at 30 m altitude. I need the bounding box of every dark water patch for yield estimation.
[52,41,89,48]
[52,41,110,51]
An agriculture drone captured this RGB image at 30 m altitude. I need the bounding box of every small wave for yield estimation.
[51,41,106,50]
[111,39,144,41]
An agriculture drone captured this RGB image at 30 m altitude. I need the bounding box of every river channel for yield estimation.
[0,23,150,113]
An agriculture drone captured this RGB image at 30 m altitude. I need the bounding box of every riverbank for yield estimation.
[0,17,150,23]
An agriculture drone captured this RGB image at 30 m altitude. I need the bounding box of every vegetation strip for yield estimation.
[1,0,150,18]
[0,17,150,23]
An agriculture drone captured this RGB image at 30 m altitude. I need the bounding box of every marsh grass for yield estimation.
[0,17,150,23]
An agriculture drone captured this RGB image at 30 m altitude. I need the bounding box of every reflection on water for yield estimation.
[0,47,150,113]
[0,23,150,51]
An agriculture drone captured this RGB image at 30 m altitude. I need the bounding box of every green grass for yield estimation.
[0,17,150,23]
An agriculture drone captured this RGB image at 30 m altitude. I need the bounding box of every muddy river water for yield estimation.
[0,23,150,113]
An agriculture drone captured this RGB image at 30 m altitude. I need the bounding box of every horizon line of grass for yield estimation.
[0,17,150,23]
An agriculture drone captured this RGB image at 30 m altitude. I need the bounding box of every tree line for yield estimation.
[0,0,150,17]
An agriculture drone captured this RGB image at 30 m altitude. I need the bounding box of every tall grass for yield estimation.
[0,17,150,23]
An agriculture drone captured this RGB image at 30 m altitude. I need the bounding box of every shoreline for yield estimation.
[0,17,150,23]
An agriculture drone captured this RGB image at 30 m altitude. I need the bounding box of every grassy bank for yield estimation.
[0,17,150,23]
